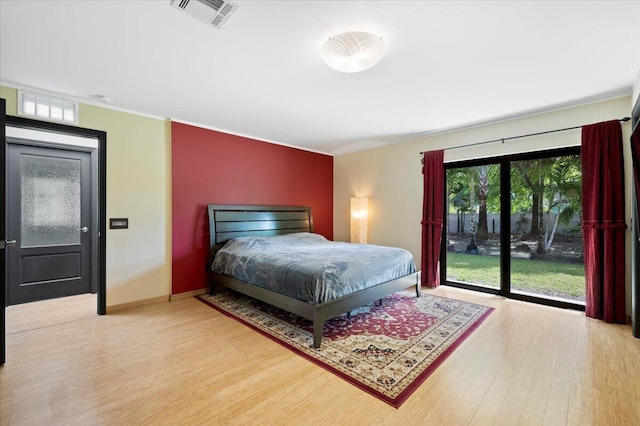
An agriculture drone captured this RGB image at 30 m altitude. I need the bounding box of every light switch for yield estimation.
[110,218,128,229]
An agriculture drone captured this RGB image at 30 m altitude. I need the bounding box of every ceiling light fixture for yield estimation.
[320,31,387,73]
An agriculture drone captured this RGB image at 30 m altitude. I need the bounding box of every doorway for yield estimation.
[444,147,585,311]
[2,113,107,365]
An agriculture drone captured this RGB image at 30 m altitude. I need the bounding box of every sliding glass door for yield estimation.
[445,163,501,290]
[509,154,584,303]
[444,147,585,310]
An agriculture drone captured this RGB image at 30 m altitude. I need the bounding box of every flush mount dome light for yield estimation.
[320,31,387,73]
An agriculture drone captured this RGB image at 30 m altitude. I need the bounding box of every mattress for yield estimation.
[211,232,416,304]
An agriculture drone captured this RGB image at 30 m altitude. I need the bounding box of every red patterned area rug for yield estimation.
[196,289,493,408]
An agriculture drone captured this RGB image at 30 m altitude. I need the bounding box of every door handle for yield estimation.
[78,227,89,233]
[0,240,17,249]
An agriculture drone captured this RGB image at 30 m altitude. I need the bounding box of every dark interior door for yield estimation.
[1,98,6,365]
[6,143,92,305]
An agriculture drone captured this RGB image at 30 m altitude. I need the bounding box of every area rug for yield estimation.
[196,289,493,408]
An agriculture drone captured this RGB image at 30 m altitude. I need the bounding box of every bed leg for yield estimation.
[313,320,323,349]
[415,273,422,297]
[347,311,352,320]
[207,271,216,296]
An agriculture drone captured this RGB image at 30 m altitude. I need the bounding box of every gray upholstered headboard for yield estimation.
[207,204,313,253]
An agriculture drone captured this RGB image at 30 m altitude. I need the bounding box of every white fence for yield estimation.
[447,212,582,236]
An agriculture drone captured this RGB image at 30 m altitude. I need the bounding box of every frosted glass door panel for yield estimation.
[20,154,81,247]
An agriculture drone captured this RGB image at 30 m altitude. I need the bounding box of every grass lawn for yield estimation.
[446,253,585,301]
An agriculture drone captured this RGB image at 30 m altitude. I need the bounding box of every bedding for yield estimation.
[211,233,416,305]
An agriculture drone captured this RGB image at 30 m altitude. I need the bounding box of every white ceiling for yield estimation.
[1,1,639,155]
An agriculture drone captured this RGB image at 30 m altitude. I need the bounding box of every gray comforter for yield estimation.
[211,233,416,304]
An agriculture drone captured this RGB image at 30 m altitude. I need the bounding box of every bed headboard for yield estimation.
[207,204,313,253]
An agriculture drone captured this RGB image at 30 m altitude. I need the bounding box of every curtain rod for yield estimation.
[419,116,631,155]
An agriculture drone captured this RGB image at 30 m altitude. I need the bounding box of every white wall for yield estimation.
[633,68,640,109]
[334,96,634,313]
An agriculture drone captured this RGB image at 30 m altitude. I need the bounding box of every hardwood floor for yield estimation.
[2,287,639,425]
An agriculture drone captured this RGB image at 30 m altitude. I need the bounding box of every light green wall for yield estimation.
[1,85,171,307]
[334,96,634,313]
[1,86,17,114]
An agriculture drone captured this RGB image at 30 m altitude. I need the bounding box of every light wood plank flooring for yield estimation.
[2,287,639,425]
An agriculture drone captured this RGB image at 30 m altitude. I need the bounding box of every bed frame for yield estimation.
[207,204,421,348]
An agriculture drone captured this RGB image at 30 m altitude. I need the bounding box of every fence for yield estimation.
[447,212,581,236]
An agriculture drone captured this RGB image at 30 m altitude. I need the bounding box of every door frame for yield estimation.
[5,115,106,315]
[1,98,6,365]
[632,97,639,338]
[441,146,584,311]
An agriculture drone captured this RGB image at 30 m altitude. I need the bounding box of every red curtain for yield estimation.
[581,120,626,323]
[421,150,444,287]
[632,126,640,220]
[632,125,640,337]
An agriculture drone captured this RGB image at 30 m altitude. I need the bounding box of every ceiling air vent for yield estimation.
[170,0,239,29]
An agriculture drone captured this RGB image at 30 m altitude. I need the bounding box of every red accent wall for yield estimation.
[171,122,334,295]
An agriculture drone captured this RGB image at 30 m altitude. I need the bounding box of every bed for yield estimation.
[207,204,420,348]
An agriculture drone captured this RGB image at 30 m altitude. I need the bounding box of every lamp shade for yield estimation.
[350,197,368,244]
[320,31,387,73]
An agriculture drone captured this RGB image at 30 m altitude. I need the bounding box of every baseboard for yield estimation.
[105,289,208,313]
[106,295,170,313]
[170,288,207,300]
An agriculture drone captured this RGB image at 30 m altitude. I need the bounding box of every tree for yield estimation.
[512,159,551,236]
[476,165,490,241]
[473,164,501,241]
[536,155,581,255]
[447,169,471,233]
[447,165,499,240]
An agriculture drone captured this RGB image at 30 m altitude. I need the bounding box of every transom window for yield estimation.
[18,90,78,124]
